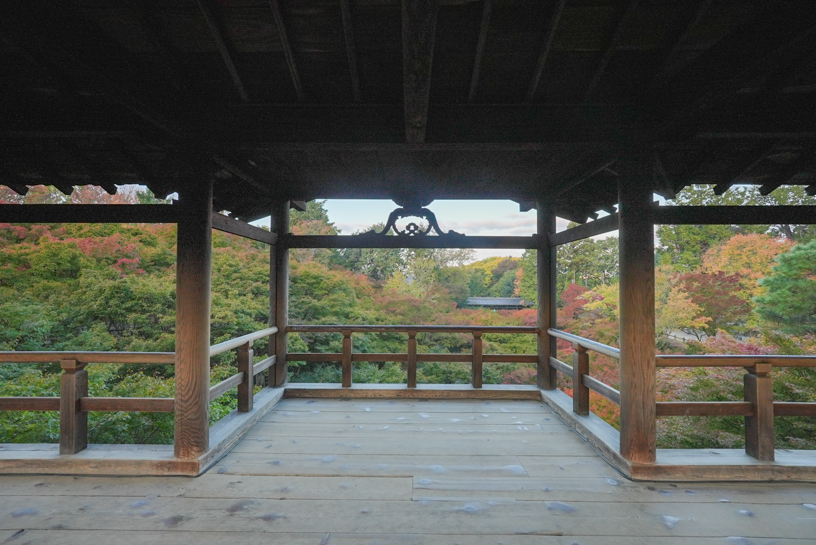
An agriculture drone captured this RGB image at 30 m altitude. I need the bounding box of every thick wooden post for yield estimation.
[472,331,483,388]
[272,201,289,388]
[59,359,87,455]
[267,216,277,388]
[407,332,417,388]
[174,162,213,459]
[745,362,774,461]
[572,345,590,416]
[617,156,656,464]
[237,342,254,412]
[342,330,353,387]
[537,201,557,390]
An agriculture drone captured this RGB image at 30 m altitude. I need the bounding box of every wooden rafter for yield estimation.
[339,0,361,103]
[468,0,493,102]
[402,0,439,143]
[584,0,641,102]
[653,7,816,134]
[526,0,566,103]
[651,0,712,86]
[554,156,618,197]
[652,153,676,199]
[62,142,117,194]
[212,155,270,195]
[712,142,780,196]
[758,146,816,195]
[268,0,305,103]
[195,0,250,103]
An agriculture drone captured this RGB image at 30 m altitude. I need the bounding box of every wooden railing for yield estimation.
[286,325,538,388]
[0,326,277,456]
[547,328,816,461]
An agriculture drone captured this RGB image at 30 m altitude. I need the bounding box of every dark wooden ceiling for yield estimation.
[1,0,815,222]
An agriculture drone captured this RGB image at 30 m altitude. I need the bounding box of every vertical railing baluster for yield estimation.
[407,331,417,388]
[572,344,590,416]
[237,341,254,412]
[60,359,88,455]
[342,330,353,387]
[472,331,483,388]
[745,362,774,461]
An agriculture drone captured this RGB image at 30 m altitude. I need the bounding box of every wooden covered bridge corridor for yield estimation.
[3,397,816,544]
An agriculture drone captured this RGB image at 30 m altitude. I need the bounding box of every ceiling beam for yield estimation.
[712,142,780,195]
[468,0,493,102]
[402,0,439,143]
[212,155,271,195]
[268,0,305,103]
[339,0,361,103]
[652,5,816,135]
[526,0,566,103]
[195,0,250,103]
[758,146,816,195]
[651,0,712,86]
[584,0,641,102]
[554,156,618,197]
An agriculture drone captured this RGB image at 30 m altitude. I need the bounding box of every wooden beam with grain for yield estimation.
[548,213,619,246]
[402,0,439,143]
[195,0,250,103]
[80,397,175,413]
[268,0,305,102]
[584,0,641,101]
[211,212,278,245]
[526,0,566,102]
[340,0,361,102]
[468,0,493,102]
[537,201,557,390]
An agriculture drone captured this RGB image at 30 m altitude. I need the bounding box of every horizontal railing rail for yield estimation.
[286,325,538,388]
[546,329,816,462]
[0,326,279,456]
[547,328,622,415]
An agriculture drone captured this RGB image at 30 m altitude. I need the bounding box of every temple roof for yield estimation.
[1,0,814,221]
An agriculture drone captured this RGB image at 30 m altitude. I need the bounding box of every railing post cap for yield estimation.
[750,362,773,376]
[60,359,86,371]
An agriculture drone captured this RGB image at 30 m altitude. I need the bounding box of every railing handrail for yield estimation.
[209,327,278,357]
[656,354,816,368]
[547,328,621,359]
[287,325,538,334]
[0,351,175,364]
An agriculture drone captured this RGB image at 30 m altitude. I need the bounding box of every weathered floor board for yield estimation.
[1,399,815,543]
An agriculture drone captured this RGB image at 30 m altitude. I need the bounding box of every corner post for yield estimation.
[472,331,483,388]
[342,330,353,387]
[59,359,87,455]
[745,362,774,461]
[272,201,290,388]
[407,332,418,388]
[537,201,557,389]
[174,156,213,459]
[617,154,656,464]
[572,345,590,416]
[237,342,254,412]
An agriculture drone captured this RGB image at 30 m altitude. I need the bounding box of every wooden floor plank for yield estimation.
[276,398,552,413]
[260,410,558,426]
[0,475,412,501]
[244,422,574,438]
[1,496,814,538]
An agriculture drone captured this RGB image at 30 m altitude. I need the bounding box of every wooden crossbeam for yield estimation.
[654,205,816,225]
[402,0,439,143]
[526,0,566,102]
[0,204,180,223]
[651,0,712,86]
[268,0,305,103]
[195,0,250,103]
[212,155,270,195]
[468,0,493,102]
[548,213,619,246]
[339,0,361,103]
[584,0,641,101]
[712,142,780,195]
[281,234,536,250]
[653,7,816,134]
[211,212,277,245]
[554,156,618,196]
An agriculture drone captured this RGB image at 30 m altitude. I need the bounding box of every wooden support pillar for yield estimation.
[745,362,774,461]
[537,201,557,390]
[237,342,254,412]
[342,330,353,387]
[267,217,277,388]
[472,331,483,388]
[407,332,417,388]
[272,201,290,388]
[59,359,87,455]
[572,344,590,416]
[617,156,656,464]
[174,160,213,459]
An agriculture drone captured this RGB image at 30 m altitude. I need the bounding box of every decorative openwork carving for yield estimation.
[361,197,464,238]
